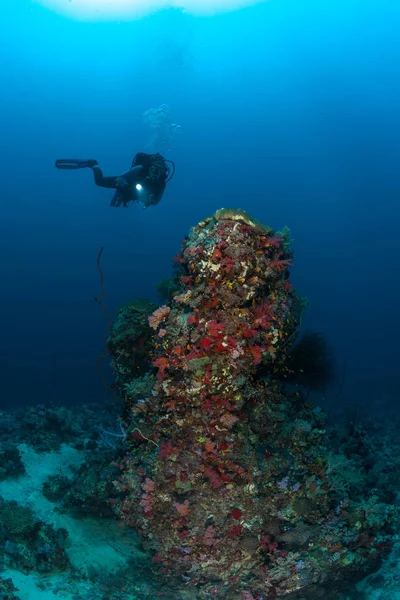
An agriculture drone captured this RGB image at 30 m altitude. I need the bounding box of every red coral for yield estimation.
[261,235,282,249]
[203,525,217,547]
[178,528,189,539]
[243,327,258,339]
[207,321,225,338]
[220,413,239,428]
[153,357,168,381]
[159,440,175,458]
[171,345,183,355]
[269,253,293,271]
[142,478,155,493]
[172,252,186,264]
[227,524,243,537]
[283,280,293,291]
[204,466,223,489]
[230,508,242,520]
[254,302,273,330]
[204,440,217,453]
[184,246,203,257]
[201,398,214,410]
[214,341,228,353]
[187,313,197,325]
[249,346,263,365]
[174,500,189,517]
[204,297,219,310]
[180,275,193,286]
[226,335,237,350]
[221,257,236,273]
[140,493,153,516]
[259,533,279,553]
[211,248,222,261]
[180,470,189,482]
[200,337,213,349]
[152,552,164,563]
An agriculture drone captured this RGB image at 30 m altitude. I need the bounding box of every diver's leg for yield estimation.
[92,166,118,189]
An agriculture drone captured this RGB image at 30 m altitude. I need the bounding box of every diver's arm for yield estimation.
[93,165,144,189]
[109,166,145,207]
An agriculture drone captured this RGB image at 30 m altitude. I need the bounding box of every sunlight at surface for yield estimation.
[35,0,269,20]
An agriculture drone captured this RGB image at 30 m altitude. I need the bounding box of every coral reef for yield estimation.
[0,499,69,574]
[0,404,118,454]
[107,298,157,385]
[0,443,25,480]
[108,209,396,599]
[0,576,19,599]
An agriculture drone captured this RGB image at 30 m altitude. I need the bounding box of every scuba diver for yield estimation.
[55,152,175,208]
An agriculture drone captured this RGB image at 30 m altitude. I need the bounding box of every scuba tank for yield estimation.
[131,152,175,184]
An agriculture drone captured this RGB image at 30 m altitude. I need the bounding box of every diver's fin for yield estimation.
[55,159,98,170]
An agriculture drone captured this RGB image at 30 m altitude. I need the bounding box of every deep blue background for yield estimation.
[1,0,399,412]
